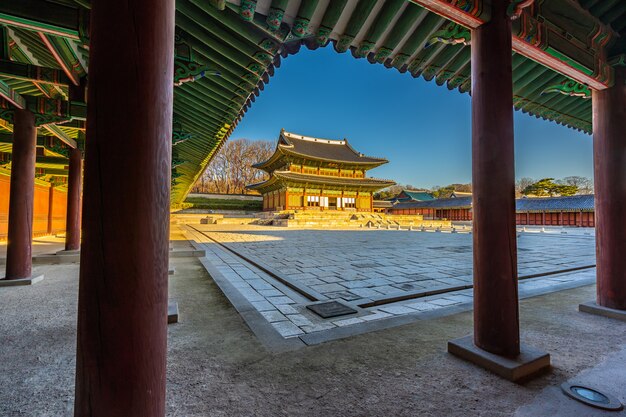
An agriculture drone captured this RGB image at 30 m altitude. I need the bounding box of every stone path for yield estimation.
[185,224,596,345]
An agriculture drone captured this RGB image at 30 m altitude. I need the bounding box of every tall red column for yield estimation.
[4,109,36,280]
[471,0,520,357]
[74,0,174,415]
[593,66,626,310]
[65,148,82,251]
[47,186,54,235]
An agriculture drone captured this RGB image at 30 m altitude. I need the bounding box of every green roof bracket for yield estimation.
[542,80,591,99]
[426,23,471,48]
[240,0,257,22]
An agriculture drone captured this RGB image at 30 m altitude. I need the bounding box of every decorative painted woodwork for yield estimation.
[174,32,215,86]
[172,120,193,146]
[542,80,591,98]
[0,96,72,126]
[427,23,471,46]
[507,0,534,20]
[266,7,285,31]
[0,60,70,86]
[239,0,256,21]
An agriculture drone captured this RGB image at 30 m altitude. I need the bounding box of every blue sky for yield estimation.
[232,46,593,189]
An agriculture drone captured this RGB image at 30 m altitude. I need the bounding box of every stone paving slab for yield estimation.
[184,225,597,348]
[193,226,594,305]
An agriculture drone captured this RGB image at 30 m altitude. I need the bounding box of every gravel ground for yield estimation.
[1,257,625,416]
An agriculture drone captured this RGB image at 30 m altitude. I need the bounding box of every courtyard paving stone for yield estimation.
[186,225,596,342]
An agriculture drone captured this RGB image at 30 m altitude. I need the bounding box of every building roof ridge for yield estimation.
[281,129,346,146]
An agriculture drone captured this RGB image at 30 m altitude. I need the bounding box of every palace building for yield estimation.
[247,130,395,212]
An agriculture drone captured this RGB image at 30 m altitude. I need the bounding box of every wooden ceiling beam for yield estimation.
[0,59,72,86]
[0,132,78,152]
[42,124,77,148]
[0,79,26,109]
[0,0,84,41]
[39,168,68,176]
[0,153,68,166]
[38,32,80,85]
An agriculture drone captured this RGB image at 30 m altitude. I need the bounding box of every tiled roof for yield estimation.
[392,195,595,212]
[516,195,595,212]
[278,131,387,165]
[393,197,472,209]
[247,171,395,191]
[373,200,393,208]
[400,190,435,201]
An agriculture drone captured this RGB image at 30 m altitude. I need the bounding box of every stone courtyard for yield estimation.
[1,218,625,416]
[181,222,597,348]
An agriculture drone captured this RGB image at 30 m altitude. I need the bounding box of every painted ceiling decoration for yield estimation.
[0,0,625,204]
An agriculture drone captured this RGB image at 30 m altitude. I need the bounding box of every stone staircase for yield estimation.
[257,210,451,229]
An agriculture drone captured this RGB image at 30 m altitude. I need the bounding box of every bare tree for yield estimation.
[192,139,273,194]
[559,176,593,194]
[515,177,534,198]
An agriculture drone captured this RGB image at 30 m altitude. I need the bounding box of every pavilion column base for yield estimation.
[0,274,44,287]
[448,335,550,382]
[56,249,81,256]
[168,300,179,324]
[579,301,626,322]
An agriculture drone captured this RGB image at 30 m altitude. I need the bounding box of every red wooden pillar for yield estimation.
[65,148,82,251]
[470,0,519,357]
[74,0,175,415]
[593,65,626,310]
[47,185,54,235]
[4,110,37,280]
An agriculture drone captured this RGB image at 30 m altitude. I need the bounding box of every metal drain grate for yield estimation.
[307,301,358,319]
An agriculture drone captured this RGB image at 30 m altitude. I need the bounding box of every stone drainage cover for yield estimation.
[307,301,358,319]
[561,382,624,411]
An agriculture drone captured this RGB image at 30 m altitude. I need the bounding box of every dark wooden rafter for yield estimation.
[5,29,68,99]
[0,59,72,86]
[42,123,77,148]
[38,32,81,85]
[0,131,79,153]
[0,0,87,41]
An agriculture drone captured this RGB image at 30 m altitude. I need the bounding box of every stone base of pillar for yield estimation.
[0,274,44,287]
[168,300,179,324]
[448,335,550,382]
[31,253,79,265]
[56,249,81,256]
[579,301,626,322]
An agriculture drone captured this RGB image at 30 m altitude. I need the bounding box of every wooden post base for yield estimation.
[448,335,550,382]
[0,274,44,287]
[579,301,626,322]
[168,300,179,324]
